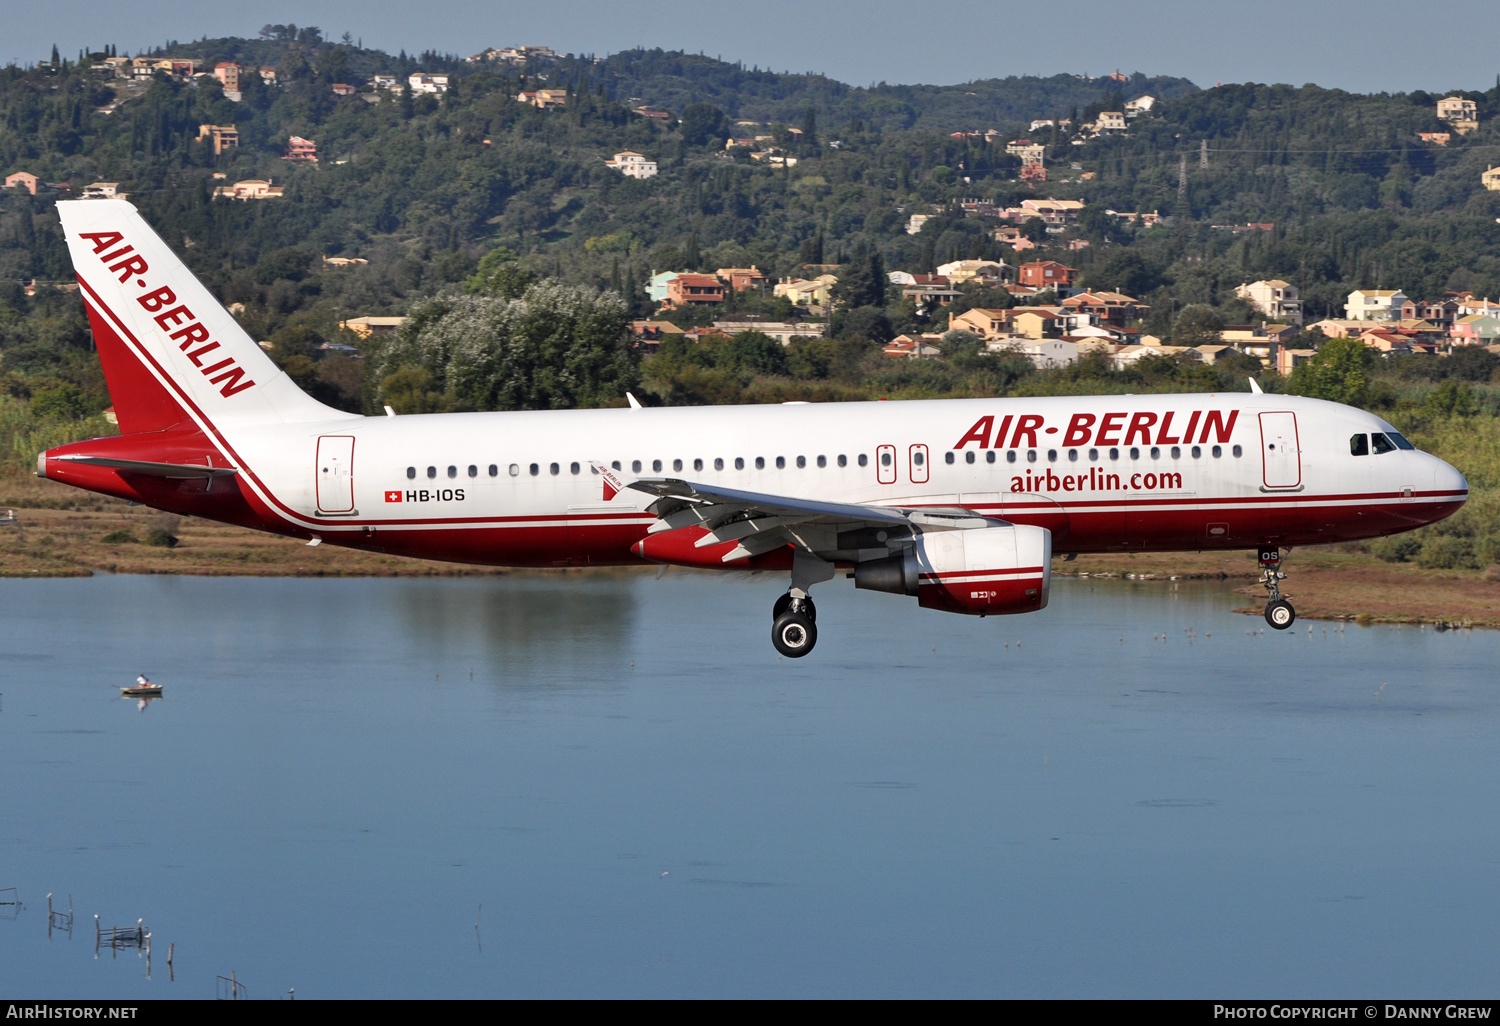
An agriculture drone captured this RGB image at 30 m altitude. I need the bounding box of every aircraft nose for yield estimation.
[1431,454,1467,503]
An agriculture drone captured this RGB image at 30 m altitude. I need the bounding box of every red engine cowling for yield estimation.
[854,524,1051,616]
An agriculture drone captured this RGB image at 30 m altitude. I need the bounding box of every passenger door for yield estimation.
[1259,412,1301,489]
[316,435,355,513]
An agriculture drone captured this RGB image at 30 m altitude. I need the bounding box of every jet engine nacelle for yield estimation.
[854,524,1051,616]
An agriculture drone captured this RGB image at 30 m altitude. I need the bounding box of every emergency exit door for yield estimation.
[1259,412,1301,489]
[316,435,356,513]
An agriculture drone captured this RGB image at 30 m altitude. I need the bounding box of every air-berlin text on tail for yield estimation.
[954,410,1239,450]
[77,230,256,398]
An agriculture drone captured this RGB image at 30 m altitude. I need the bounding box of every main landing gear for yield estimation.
[1259,546,1296,630]
[772,593,818,658]
[771,550,836,658]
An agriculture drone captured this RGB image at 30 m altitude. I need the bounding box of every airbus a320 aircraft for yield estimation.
[38,201,1469,656]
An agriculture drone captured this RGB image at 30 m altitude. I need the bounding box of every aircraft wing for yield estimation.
[627,476,996,562]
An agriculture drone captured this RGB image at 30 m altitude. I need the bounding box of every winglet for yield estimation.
[626,392,643,409]
[1248,377,1263,394]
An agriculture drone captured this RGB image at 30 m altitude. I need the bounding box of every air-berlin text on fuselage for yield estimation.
[954,410,1239,450]
[77,230,256,398]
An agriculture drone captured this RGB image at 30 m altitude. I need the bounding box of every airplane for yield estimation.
[37,200,1469,657]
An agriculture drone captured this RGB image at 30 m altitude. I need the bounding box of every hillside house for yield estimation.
[884,335,943,359]
[81,182,123,200]
[906,213,934,235]
[1061,290,1148,327]
[1484,166,1500,192]
[1235,280,1303,325]
[711,321,826,344]
[604,151,658,179]
[1094,111,1128,135]
[518,89,567,109]
[213,62,242,94]
[715,267,766,292]
[284,136,317,162]
[1345,289,1408,322]
[1125,95,1156,116]
[774,275,837,307]
[213,179,284,200]
[1418,132,1451,146]
[1018,260,1078,290]
[1276,348,1318,376]
[665,274,726,308]
[948,308,1012,339]
[408,73,449,94]
[4,171,40,195]
[339,316,408,339]
[630,320,686,348]
[936,259,1010,284]
[331,83,356,96]
[1400,298,1461,327]
[646,271,681,305]
[1437,96,1479,134]
[1451,315,1500,345]
[1006,140,1045,162]
[197,124,238,155]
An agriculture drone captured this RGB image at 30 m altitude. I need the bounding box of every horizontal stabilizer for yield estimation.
[52,455,238,479]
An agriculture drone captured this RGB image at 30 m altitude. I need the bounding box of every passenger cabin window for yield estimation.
[986,451,996,464]
[652,460,662,472]
[756,457,765,469]
[1371,432,1396,455]
[838,455,848,467]
[796,456,806,468]
[714,458,724,471]
[427,466,437,479]
[776,456,786,469]
[946,452,956,465]
[529,463,539,476]
[488,465,498,477]
[1350,433,1369,456]
[1007,451,1017,464]
[407,467,416,479]
[509,464,519,476]
[880,452,892,467]
[550,463,560,475]
[448,466,457,478]
[468,465,478,477]
[672,459,683,472]
[735,457,745,470]
[570,462,581,475]
[858,454,868,467]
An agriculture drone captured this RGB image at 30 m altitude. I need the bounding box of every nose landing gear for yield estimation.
[1259,546,1295,629]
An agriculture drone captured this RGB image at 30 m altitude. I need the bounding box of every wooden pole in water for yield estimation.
[167,942,173,967]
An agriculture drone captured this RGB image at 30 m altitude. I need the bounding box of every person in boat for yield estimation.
[136,674,152,688]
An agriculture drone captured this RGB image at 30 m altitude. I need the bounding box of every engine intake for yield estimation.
[855,524,1051,616]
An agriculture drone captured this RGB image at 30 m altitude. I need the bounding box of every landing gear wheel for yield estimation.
[772,593,816,622]
[1265,599,1296,630]
[772,611,818,658]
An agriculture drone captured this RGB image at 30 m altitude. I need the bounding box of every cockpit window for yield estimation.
[1350,433,1369,456]
[1389,431,1415,450]
[1371,432,1397,455]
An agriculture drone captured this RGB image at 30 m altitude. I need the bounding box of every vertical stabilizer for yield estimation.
[56,199,353,434]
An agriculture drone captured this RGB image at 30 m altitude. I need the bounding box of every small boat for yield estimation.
[121,675,162,697]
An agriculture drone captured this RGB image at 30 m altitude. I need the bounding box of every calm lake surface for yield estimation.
[1,571,1497,999]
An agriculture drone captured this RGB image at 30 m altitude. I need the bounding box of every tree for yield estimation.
[832,250,887,311]
[1288,336,1371,407]
[1172,304,1224,346]
[372,282,639,412]
[1020,217,1048,243]
[678,103,728,147]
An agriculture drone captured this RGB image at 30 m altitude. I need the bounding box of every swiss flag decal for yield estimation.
[384,490,402,502]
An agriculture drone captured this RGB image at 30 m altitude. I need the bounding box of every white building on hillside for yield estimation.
[1345,288,1408,322]
[604,151,658,179]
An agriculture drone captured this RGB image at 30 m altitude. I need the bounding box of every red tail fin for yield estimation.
[81,296,189,434]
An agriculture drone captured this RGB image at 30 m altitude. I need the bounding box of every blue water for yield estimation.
[1,572,1497,998]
